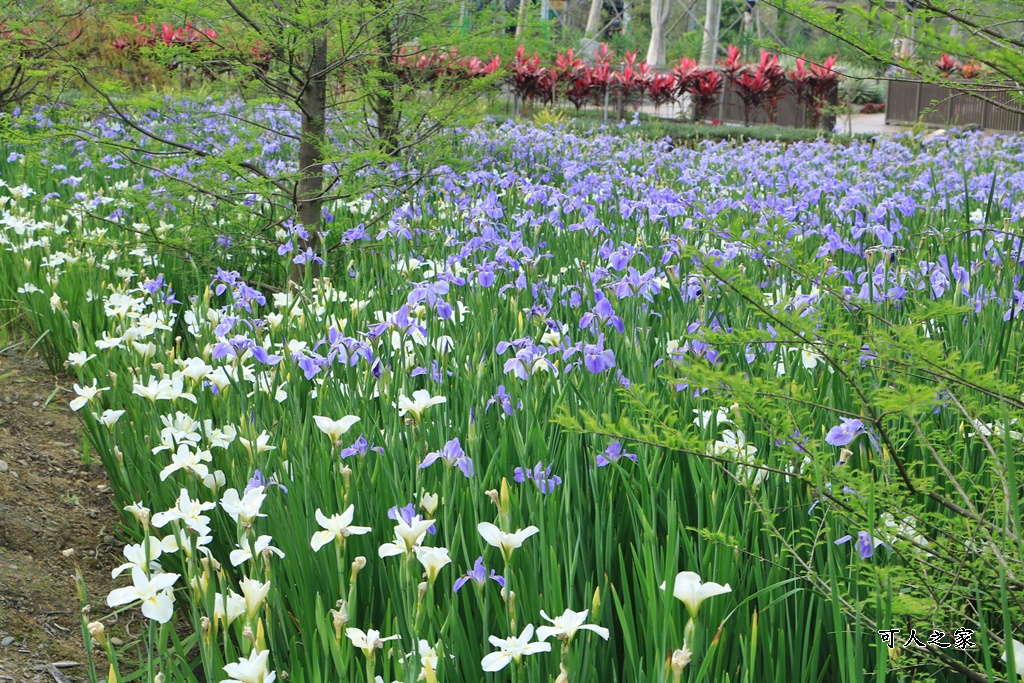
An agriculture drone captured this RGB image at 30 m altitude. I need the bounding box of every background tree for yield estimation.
[645,0,671,66]
[28,0,501,284]
[0,0,88,110]
[699,0,721,66]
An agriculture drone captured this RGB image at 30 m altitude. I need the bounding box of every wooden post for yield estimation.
[884,79,892,126]
[913,79,922,125]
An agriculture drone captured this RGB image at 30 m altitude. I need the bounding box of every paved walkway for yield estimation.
[837,112,910,136]
[631,102,910,135]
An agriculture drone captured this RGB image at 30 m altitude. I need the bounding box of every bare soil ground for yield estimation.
[0,350,122,683]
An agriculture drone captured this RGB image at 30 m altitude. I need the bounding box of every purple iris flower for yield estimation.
[582,335,616,374]
[142,274,166,294]
[367,304,426,340]
[1004,290,1024,322]
[216,234,233,249]
[294,353,326,379]
[318,329,374,367]
[613,267,661,301]
[340,435,384,459]
[834,530,879,559]
[388,504,436,535]
[597,440,638,467]
[513,461,562,494]
[341,224,370,244]
[681,275,703,302]
[485,385,521,416]
[825,418,865,447]
[420,438,474,478]
[579,292,625,335]
[408,281,453,320]
[292,247,325,266]
[211,336,282,366]
[859,345,876,363]
[453,556,505,593]
[245,470,288,494]
[502,344,555,380]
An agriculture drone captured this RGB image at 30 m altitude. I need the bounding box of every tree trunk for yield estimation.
[776,0,788,39]
[516,0,530,36]
[291,31,328,285]
[372,1,401,155]
[645,0,670,67]
[700,0,721,67]
[584,0,602,37]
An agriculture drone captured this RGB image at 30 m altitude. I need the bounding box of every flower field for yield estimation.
[2,110,1024,682]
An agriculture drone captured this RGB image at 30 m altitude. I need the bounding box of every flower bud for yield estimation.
[418,581,428,603]
[242,626,256,645]
[499,478,511,529]
[592,586,602,619]
[74,569,88,603]
[838,447,853,465]
[154,674,165,683]
[330,602,348,641]
[420,492,438,517]
[200,616,211,635]
[87,621,107,649]
[351,556,366,581]
[671,646,692,680]
[485,489,500,510]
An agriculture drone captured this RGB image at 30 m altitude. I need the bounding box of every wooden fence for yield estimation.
[714,80,836,130]
[886,79,1024,132]
[501,74,837,130]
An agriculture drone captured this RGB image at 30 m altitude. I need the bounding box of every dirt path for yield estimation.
[0,350,121,682]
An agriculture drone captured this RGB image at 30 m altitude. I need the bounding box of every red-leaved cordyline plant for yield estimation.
[689,68,723,122]
[960,61,981,78]
[393,46,447,86]
[717,44,746,82]
[594,43,614,66]
[646,72,677,111]
[789,54,840,129]
[754,50,788,124]
[589,62,614,106]
[672,57,700,97]
[935,53,960,77]
[116,17,220,55]
[112,17,224,80]
[614,51,651,112]
[733,68,772,125]
[554,49,585,104]
[460,54,501,80]
[565,66,594,110]
[422,51,500,90]
[508,45,554,106]
[554,49,583,81]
